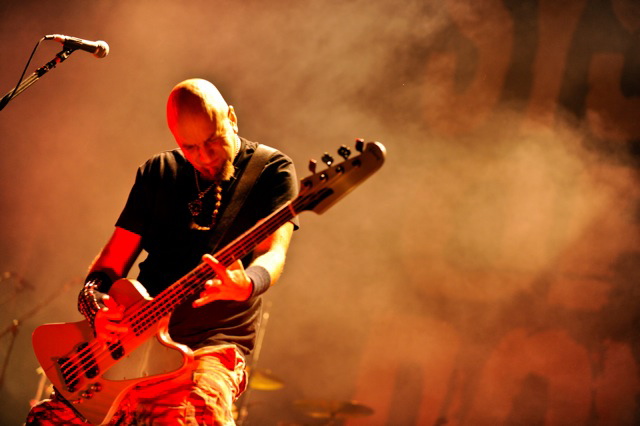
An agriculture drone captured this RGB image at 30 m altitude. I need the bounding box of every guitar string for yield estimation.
[57,199,305,387]
[55,152,366,387]
[57,185,330,387]
[60,207,294,385]
[60,143,368,387]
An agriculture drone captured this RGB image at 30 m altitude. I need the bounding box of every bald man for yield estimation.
[27,79,298,425]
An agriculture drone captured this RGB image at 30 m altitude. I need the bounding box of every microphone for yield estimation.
[44,34,109,58]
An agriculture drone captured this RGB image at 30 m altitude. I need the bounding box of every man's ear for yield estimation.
[228,105,239,133]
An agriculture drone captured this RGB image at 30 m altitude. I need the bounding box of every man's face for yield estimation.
[172,107,238,181]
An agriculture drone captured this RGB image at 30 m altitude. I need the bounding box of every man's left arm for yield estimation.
[193,221,295,306]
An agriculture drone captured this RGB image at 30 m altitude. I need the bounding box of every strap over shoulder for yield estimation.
[206,143,276,253]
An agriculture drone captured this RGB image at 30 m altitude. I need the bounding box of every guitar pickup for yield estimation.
[77,342,100,379]
[107,340,125,360]
[56,342,100,392]
[57,356,79,392]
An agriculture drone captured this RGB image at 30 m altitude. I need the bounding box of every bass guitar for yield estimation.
[32,140,386,425]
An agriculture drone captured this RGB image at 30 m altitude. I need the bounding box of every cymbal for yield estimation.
[293,399,374,419]
[249,369,285,390]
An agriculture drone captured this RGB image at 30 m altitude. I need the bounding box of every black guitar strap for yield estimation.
[206,143,276,254]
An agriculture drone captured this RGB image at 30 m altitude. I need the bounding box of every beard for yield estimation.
[219,159,235,181]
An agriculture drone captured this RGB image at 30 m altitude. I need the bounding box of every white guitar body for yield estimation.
[32,279,194,425]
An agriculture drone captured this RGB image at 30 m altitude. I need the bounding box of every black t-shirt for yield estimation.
[115,138,298,355]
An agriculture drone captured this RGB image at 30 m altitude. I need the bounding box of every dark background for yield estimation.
[1,0,639,424]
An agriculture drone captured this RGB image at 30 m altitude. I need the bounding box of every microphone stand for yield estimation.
[0,47,76,111]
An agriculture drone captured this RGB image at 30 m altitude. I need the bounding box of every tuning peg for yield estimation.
[308,159,318,174]
[338,145,351,160]
[355,138,364,152]
[321,153,334,166]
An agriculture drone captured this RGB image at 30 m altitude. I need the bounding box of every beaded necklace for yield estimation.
[188,171,222,231]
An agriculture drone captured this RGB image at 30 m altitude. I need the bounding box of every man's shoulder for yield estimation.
[240,137,259,153]
[240,137,292,165]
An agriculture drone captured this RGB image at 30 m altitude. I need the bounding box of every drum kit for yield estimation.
[239,368,374,425]
[292,398,374,421]
[236,306,374,425]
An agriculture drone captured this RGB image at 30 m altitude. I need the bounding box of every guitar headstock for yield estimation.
[295,139,386,215]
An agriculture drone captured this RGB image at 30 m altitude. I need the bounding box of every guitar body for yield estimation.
[32,279,194,425]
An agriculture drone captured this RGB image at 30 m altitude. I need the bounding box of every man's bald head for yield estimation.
[166,79,240,181]
[167,78,230,129]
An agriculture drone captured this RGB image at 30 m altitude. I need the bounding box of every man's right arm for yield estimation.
[89,226,143,280]
[78,226,143,340]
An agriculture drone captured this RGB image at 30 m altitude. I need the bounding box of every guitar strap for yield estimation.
[206,143,276,254]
